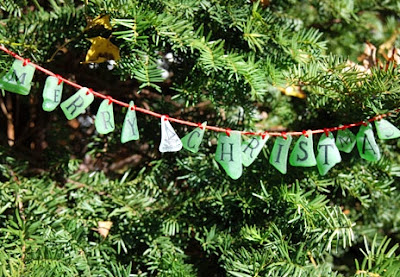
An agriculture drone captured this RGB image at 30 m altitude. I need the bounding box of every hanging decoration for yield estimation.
[1,45,400,179]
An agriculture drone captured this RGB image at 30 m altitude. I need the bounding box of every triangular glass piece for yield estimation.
[42,76,63,112]
[356,123,381,161]
[335,128,356,153]
[159,116,182,152]
[95,99,115,134]
[0,59,35,95]
[289,132,317,167]
[269,135,292,174]
[60,87,94,120]
[375,119,400,140]
[316,132,342,176]
[181,122,206,153]
[241,134,268,167]
[215,131,242,180]
[121,101,139,143]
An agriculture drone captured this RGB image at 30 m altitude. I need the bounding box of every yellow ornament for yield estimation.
[83,37,120,64]
[85,14,112,31]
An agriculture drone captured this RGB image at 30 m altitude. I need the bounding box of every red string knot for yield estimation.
[281,132,287,140]
[324,128,329,137]
[163,115,169,121]
[302,130,309,137]
[22,59,30,66]
[55,74,63,85]
[261,131,268,139]
[362,121,368,126]
[130,104,136,111]
[106,96,113,105]
[197,122,204,130]
[225,128,231,137]
[86,88,93,95]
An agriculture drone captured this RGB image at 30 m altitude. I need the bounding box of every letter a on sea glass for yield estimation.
[181,122,207,153]
[215,131,242,179]
[42,76,63,112]
[269,135,292,174]
[335,128,356,153]
[289,132,316,167]
[375,119,400,140]
[95,99,115,134]
[0,59,35,95]
[121,101,139,143]
[316,132,341,176]
[60,87,94,120]
[159,116,182,152]
[356,123,381,161]
[241,135,268,167]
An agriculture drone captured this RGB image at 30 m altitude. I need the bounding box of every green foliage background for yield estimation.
[0,0,400,276]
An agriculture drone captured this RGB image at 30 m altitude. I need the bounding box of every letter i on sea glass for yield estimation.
[95,99,115,134]
[0,59,35,95]
[42,76,63,112]
[269,135,292,174]
[121,101,139,143]
[215,131,242,179]
[181,122,207,153]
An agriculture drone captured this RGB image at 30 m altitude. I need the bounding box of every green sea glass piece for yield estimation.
[335,128,356,153]
[60,87,94,120]
[95,99,115,134]
[375,119,400,140]
[0,59,35,95]
[289,132,317,167]
[181,122,207,153]
[316,132,342,176]
[121,101,139,143]
[215,131,242,180]
[269,135,292,174]
[356,123,381,161]
[159,116,182,152]
[42,76,63,112]
[241,134,268,167]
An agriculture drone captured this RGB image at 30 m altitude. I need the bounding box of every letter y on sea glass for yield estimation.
[121,101,139,143]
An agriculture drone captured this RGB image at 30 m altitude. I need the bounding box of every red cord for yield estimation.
[0,44,398,137]
[55,74,63,85]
